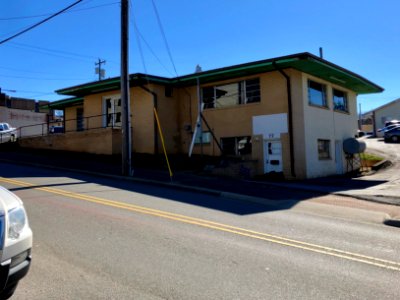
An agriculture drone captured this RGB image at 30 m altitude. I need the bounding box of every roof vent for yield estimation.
[343,138,366,154]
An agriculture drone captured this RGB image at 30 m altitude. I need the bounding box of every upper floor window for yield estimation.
[333,89,348,112]
[104,95,122,128]
[202,78,260,109]
[308,80,327,108]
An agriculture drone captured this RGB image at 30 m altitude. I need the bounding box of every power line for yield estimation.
[0,74,91,81]
[0,0,85,45]
[150,0,179,77]
[0,2,119,21]
[131,7,173,76]
[9,42,98,60]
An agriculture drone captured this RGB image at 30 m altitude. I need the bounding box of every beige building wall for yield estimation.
[288,69,307,179]
[301,74,358,178]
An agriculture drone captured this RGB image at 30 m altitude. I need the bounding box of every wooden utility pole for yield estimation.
[95,58,106,81]
[121,0,132,176]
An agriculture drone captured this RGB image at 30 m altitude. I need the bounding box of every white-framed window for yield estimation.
[103,95,122,128]
[202,78,260,109]
[308,80,327,108]
[318,139,331,160]
[333,88,348,112]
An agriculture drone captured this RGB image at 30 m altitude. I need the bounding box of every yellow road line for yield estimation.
[1,176,400,271]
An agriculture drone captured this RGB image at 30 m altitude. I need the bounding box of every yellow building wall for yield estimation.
[130,87,155,153]
[64,105,83,132]
[146,84,180,154]
[177,71,289,158]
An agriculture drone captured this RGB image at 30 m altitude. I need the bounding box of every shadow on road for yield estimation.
[0,146,388,215]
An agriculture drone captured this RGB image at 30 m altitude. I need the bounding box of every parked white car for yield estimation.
[0,186,32,299]
[0,124,17,144]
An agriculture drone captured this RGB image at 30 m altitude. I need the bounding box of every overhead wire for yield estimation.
[130,4,173,77]
[0,2,119,21]
[0,74,92,81]
[0,0,86,45]
[150,0,179,77]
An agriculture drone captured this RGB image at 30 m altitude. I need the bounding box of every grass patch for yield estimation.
[360,152,384,161]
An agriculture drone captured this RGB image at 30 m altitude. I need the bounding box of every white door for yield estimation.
[263,140,282,173]
[335,140,343,174]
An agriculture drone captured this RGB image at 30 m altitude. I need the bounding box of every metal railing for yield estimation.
[16,113,122,139]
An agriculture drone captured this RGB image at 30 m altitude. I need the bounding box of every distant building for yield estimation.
[371,98,400,136]
[0,92,50,137]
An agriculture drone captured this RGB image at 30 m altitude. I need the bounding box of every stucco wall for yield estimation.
[301,74,358,178]
[288,69,307,179]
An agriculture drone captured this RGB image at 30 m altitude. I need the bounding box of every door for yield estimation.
[263,140,282,173]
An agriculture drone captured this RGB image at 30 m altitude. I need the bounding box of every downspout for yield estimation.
[273,62,296,177]
[139,85,159,154]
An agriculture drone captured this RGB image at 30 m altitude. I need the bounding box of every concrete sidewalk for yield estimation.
[1,145,399,207]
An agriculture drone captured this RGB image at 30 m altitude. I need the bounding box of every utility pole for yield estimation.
[95,58,106,81]
[121,0,132,176]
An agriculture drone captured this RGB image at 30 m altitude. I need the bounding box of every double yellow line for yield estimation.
[1,176,400,272]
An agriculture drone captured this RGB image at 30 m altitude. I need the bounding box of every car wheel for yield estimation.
[391,135,399,143]
[0,282,18,300]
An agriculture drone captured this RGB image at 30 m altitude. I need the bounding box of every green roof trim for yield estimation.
[55,52,383,99]
[46,97,83,109]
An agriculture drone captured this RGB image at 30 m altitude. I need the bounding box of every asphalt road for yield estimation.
[1,162,399,299]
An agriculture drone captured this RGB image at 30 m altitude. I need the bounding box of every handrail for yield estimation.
[16,112,122,139]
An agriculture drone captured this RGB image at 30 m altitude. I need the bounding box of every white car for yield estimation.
[0,186,32,299]
[0,124,18,144]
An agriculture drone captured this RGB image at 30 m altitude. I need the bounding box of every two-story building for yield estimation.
[40,52,382,179]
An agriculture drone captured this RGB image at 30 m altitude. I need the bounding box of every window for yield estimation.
[308,80,327,107]
[318,139,331,160]
[194,131,211,144]
[221,136,252,156]
[333,89,348,112]
[76,108,84,131]
[202,78,260,109]
[104,96,122,128]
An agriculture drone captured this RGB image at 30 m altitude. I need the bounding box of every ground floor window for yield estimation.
[221,136,252,156]
[76,107,84,131]
[318,139,331,160]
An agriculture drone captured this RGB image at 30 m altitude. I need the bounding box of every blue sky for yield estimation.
[0,0,399,113]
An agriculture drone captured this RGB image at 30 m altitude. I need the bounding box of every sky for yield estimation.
[0,0,399,113]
